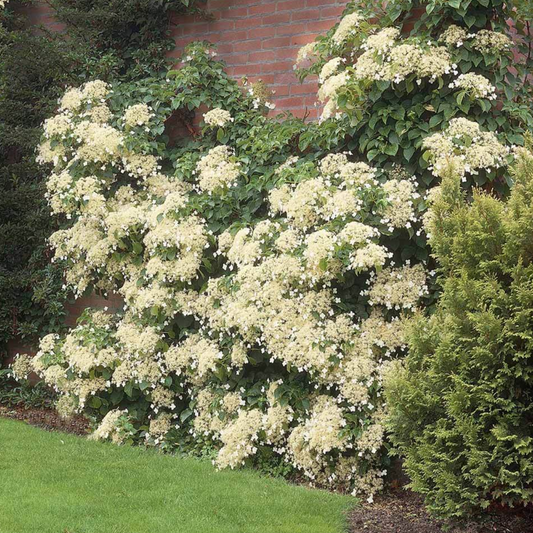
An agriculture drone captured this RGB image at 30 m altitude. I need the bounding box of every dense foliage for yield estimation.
[0,0,199,358]
[297,0,532,194]
[0,2,72,350]
[10,41,433,499]
[385,144,533,518]
[49,0,202,79]
[8,0,533,510]
[0,368,56,408]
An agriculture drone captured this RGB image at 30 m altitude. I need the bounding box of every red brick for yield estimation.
[249,3,273,15]
[210,0,237,8]
[276,0,303,11]
[292,9,320,21]
[227,6,249,18]
[272,84,290,96]
[217,43,234,54]
[182,23,210,35]
[274,96,305,108]
[218,30,248,42]
[286,107,309,118]
[302,95,320,106]
[249,74,275,85]
[233,39,261,52]
[233,63,263,76]
[275,47,298,60]
[173,36,196,47]
[210,20,236,31]
[249,27,275,39]
[307,0,340,6]
[306,19,337,32]
[262,13,291,25]
[249,50,275,62]
[277,23,308,35]
[234,16,263,29]
[290,82,318,95]
[320,6,345,18]
[261,36,292,49]
[229,53,250,64]
[290,34,319,45]
[265,60,294,73]
[274,72,299,84]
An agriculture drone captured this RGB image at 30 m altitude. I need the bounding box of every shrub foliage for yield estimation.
[0,0,199,356]
[0,3,72,348]
[385,145,533,517]
[8,0,533,506]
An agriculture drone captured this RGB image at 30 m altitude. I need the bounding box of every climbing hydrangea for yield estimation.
[203,108,233,128]
[423,118,509,178]
[18,61,431,501]
[20,23,518,502]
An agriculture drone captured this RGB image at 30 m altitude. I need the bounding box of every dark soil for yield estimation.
[0,404,89,435]
[349,489,533,533]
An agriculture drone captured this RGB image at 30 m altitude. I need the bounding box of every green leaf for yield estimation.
[180,409,193,423]
[132,242,143,255]
[367,149,379,161]
[124,382,134,398]
[384,144,399,156]
[403,146,416,162]
[429,115,442,129]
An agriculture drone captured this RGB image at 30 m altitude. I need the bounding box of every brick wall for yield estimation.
[19,0,64,31]
[25,0,346,119]
[170,0,346,119]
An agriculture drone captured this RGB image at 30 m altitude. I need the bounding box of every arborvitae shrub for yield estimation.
[385,145,533,518]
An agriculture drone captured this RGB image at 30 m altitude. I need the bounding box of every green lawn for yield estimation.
[0,418,352,533]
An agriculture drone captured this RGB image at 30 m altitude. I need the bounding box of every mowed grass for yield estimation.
[0,418,352,533]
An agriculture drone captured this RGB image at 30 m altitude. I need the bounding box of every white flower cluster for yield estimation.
[367,263,428,310]
[440,25,469,48]
[472,29,512,53]
[177,154,425,492]
[439,25,511,53]
[355,35,454,85]
[37,81,209,305]
[90,409,133,445]
[195,145,241,192]
[296,42,317,65]
[245,80,276,111]
[449,73,497,100]
[203,108,233,128]
[312,11,512,123]
[423,118,509,178]
[315,17,462,120]
[332,12,364,45]
[319,57,344,83]
[10,354,34,381]
[123,103,153,127]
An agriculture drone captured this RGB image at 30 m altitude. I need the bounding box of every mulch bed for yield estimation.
[349,489,533,533]
[0,404,89,435]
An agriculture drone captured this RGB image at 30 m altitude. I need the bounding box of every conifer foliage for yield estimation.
[385,143,533,518]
